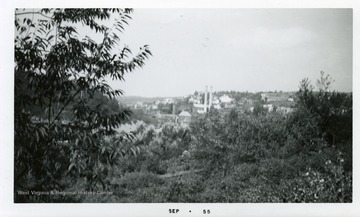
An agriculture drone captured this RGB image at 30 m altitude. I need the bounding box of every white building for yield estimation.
[219,95,233,103]
[212,97,220,105]
[163,98,175,104]
[263,104,274,112]
[188,96,201,104]
[179,111,191,117]
[193,104,206,113]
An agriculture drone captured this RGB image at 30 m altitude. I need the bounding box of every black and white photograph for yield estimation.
[1,1,359,216]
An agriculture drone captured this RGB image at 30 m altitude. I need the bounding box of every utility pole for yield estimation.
[209,85,213,109]
[204,85,208,113]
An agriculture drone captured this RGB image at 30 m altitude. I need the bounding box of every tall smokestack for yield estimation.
[209,85,213,109]
[204,85,208,113]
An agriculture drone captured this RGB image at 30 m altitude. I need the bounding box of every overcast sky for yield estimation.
[107,9,352,97]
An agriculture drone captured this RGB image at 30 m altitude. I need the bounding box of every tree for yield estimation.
[316,71,335,92]
[294,72,352,148]
[291,72,352,174]
[253,101,267,116]
[14,8,151,202]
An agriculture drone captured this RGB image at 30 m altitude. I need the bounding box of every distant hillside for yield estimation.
[117,96,167,105]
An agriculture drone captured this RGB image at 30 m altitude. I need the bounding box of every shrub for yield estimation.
[280,156,352,202]
[166,174,204,202]
[117,171,164,190]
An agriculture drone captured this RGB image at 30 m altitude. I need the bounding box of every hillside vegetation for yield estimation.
[17,70,352,202]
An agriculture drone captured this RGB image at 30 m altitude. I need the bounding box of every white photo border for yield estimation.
[1,0,359,216]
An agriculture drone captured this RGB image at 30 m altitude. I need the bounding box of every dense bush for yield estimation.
[115,123,191,176]
[107,73,352,203]
[51,72,351,203]
[166,174,204,202]
[113,171,166,202]
[280,155,351,202]
[185,72,352,203]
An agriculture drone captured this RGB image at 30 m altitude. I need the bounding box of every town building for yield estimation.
[178,111,192,124]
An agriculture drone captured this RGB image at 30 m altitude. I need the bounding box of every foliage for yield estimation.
[115,122,191,177]
[87,71,352,203]
[105,72,351,203]
[280,152,352,202]
[127,108,159,125]
[190,108,288,175]
[296,73,352,145]
[252,101,267,116]
[14,8,151,202]
[114,171,166,202]
[166,174,204,202]
[185,72,352,203]
[294,72,352,170]
[15,15,351,204]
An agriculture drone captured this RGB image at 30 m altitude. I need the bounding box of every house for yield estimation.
[277,106,294,114]
[134,101,143,109]
[179,110,191,117]
[219,95,233,103]
[178,111,192,124]
[193,104,206,113]
[212,97,220,105]
[214,104,221,109]
[188,95,201,104]
[163,98,175,104]
[261,92,289,102]
[263,104,274,112]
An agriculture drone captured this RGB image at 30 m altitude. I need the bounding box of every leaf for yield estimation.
[14,8,153,198]
[68,163,75,172]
